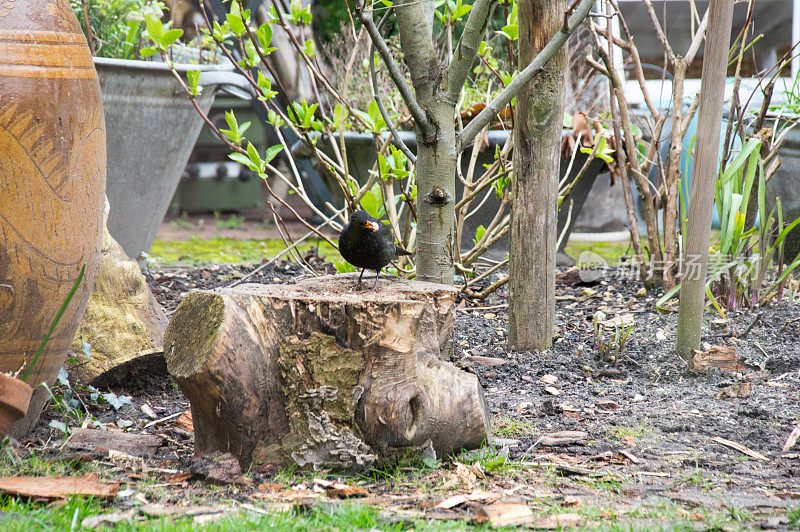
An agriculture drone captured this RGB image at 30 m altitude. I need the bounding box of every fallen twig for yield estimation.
[711,436,768,461]
[144,412,183,429]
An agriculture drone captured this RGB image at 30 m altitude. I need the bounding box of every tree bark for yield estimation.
[395,0,458,285]
[676,0,735,360]
[163,274,489,470]
[508,0,567,350]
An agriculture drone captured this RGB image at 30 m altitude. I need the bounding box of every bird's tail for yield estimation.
[395,246,413,257]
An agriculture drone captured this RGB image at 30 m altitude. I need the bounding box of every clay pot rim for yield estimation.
[0,373,34,417]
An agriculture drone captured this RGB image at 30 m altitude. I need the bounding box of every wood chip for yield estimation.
[782,424,800,452]
[175,410,194,432]
[597,313,634,329]
[595,399,620,410]
[325,484,368,498]
[0,475,119,501]
[461,355,506,367]
[689,346,744,373]
[473,502,534,527]
[538,375,558,386]
[435,494,470,509]
[562,495,582,508]
[66,429,163,458]
[711,436,769,461]
[82,510,136,529]
[718,382,752,398]
[544,386,561,396]
[539,431,587,446]
[619,450,642,464]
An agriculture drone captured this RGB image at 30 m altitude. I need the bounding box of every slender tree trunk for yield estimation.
[395,0,457,285]
[676,0,735,360]
[508,0,566,350]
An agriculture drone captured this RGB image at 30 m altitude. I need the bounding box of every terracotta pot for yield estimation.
[0,0,106,437]
[0,374,33,439]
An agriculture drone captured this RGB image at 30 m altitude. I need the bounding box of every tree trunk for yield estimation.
[395,0,457,285]
[508,0,566,350]
[676,0,735,360]
[162,274,489,471]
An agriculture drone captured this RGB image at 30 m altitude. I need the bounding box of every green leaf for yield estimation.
[332,103,349,130]
[229,152,260,172]
[257,22,273,49]
[302,39,316,58]
[263,145,284,164]
[474,225,487,246]
[162,28,183,47]
[359,182,385,219]
[246,142,263,172]
[186,70,202,96]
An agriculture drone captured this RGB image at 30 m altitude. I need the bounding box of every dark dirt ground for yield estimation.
[9,261,800,530]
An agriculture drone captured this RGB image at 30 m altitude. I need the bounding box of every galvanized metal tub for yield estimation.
[95,57,250,259]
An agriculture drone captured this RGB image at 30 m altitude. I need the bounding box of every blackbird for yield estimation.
[338,210,412,289]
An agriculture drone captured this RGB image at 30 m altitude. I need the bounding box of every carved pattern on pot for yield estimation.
[0,0,14,18]
[0,101,105,372]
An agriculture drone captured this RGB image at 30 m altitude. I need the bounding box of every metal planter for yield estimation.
[95,57,249,259]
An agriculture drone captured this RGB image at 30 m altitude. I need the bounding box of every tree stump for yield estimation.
[163,273,489,471]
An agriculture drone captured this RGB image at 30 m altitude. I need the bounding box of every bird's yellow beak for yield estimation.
[365,221,380,232]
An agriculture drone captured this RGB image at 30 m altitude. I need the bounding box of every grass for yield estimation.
[605,424,653,444]
[492,416,538,438]
[148,237,338,267]
[0,496,498,531]
[146,236,636,269]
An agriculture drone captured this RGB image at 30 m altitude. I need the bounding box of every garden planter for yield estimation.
[294,130,607,257]
[95,58,251,260]
[0,0,106,437]
[764,116,800,262]
[0,375,32,440]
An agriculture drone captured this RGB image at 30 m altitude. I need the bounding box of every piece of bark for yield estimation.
[163,274,489,471]
[539,431,588,446]
[71,201,167,385]
[0,475,119,500]
[472,502,534,527]
[689,346,744,373]
[66,428,162,458]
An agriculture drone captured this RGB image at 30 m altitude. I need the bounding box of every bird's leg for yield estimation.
[355,268,365,289]
[372,269,380,290]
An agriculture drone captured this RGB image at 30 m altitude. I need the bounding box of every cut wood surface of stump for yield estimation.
[163,273,490,471]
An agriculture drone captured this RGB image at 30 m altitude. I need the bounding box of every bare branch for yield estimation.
[684,5,710,64]
[446,0,498,102]
[369,9,417,163]
[641,0,674,60]
[459,0,595,146]
[354,0,435,138]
